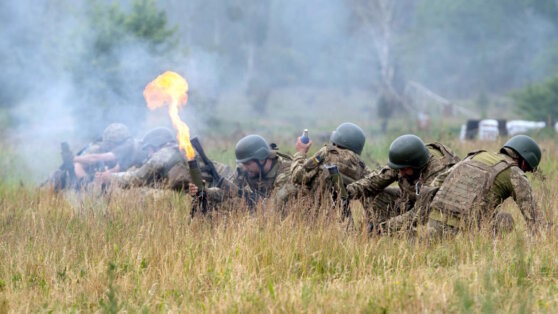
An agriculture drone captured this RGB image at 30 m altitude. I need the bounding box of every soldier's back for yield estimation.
[302,145,370,191]
[429,150,514,224]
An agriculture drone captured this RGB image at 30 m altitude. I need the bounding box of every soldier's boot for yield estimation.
[492,212,515,235]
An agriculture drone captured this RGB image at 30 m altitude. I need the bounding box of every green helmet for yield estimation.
[235,135,271,163]
[330,122,366,155]
[387,134,430,169]
[142,127,176,150]
[501,135,541,169]
[102,123,130,147]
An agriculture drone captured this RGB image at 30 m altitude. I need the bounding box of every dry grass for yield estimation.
[1,139,557,312]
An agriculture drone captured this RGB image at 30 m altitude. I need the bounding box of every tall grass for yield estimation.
[0,139,557,312]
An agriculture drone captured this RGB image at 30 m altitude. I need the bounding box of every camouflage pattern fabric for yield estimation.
[203,152,292,205]
[291,144,372,188]
[347,142,459,227]
[290,144,373,209]
[47,139,106,191]
[111,144,233,190]
[426,211,515,239]
[166,156,234,191]
[379,185,439,234]
[426,150,546,235]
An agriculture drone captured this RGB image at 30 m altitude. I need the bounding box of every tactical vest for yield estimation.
[424,142,461,177]
[397,143,460,201]
[430,150,514,221]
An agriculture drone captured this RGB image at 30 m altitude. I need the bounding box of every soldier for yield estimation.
[96,127,233,190]
[189,134,292,210]
[426,135,549,237]
[73,123,144,176]
[49,123,145,191]
[290,122,374,212]
[346,134,459,233]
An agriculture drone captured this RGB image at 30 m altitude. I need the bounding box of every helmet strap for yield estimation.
[520,159,534,172]
[256,159,268,178]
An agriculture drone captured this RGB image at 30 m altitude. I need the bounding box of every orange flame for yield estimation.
[143,71,196,160]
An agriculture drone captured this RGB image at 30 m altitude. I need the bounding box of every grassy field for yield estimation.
[0,137,557,312]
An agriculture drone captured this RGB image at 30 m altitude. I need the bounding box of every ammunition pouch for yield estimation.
[428,209,461,228]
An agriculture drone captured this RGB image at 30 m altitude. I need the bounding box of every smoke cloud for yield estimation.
[1,0,557,182]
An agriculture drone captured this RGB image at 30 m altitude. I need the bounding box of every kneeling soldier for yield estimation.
[96,127,232,190]
[426,135,549,237]
[347,134,459,233]
[290,122,374,213]
[189,134,292,211]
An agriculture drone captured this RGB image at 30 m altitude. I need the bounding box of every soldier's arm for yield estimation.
[510,166,547,235]
[380,210,416,234]
[74,152,116,165]
[190,183,229,211]
[346,166,398,199]
[290,147,325,185]
[202,187,227,202]
[273,158,293,189]
[202,172,242,203]
[110,149,178,188]
[110,166,150,188]
[380,185,439,233]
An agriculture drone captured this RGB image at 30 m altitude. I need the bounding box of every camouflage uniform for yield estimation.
[203,151,292,206]
[347,143,459,228]
[426,148,546,237]
[110,144,233,190]
[105,138,147,172]
[290,144,373,208]
[48,137,145,191]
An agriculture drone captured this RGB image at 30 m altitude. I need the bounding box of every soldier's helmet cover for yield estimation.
[142,127,176,150]
[102,123,130,147]
[387,134,430,169]
[501,134,542,170]
[329,122,366,155]
[235,135,271,163]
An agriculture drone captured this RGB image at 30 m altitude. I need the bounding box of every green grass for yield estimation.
[0,137,557,312]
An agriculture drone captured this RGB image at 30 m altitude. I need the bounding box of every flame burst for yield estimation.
[143,71,196,160]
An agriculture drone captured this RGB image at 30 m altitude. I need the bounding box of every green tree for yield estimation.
[73,0,177,135]
[512,74,558,122]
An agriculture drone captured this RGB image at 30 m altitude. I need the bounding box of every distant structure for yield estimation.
[460,119,547,141]
[403,81,478,118]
